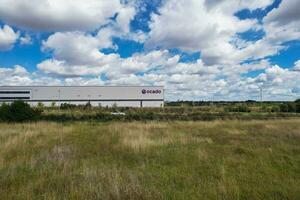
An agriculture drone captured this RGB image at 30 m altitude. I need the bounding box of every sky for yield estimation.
[0,0,300,101]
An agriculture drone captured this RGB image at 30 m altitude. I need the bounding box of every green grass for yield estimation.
[0,120,300,199]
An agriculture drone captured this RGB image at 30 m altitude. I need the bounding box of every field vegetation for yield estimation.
[0,120,300,199]
[1,100,300,122]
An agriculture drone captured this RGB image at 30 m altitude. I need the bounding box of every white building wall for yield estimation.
[142,101,164,108]
[0,86,164,108]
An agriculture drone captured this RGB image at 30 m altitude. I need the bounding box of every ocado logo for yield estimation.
[141,89,162,94]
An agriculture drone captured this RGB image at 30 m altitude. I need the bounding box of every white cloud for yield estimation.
[36,33,300,101]
[0,0,135,32]
[264,0,299,25]
[146,0,276,65]
[1,0,299,101]
[37,59,111,77]
[37,48,178,78]
[41,31,119,66]
[34,25,300,101]
[64,77,104,86]
[0,65,61,86]
[264,0,300,44]
[2,57,300,101]
[38,31,180,77]
[116,6,136,33]
[20,34,32,45]
[294,60,300,71]
[0,25,19,51]
[204,0,274,12]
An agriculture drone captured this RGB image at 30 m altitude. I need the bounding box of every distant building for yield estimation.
[0,86,164,108]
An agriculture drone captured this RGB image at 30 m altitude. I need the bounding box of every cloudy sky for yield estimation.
[0,0,299,101]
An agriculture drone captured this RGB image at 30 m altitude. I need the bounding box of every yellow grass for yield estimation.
[0,119,300,199]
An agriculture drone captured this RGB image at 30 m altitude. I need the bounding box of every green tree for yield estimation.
[280,104,289,112]
[37,102,44,109]
[295,100,300,113]
[0,100,41,122]
[84,101,92,110]
[287,103,296,113]
[51,102,56,108]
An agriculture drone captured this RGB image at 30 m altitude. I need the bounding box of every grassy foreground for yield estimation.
[0,120,300,199]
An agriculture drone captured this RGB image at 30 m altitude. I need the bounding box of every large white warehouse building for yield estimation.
[0,86,164,107]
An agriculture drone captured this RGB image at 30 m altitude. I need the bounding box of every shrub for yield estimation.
[280,104,289,112]
[271,106,280,113]
[0,103,10,120]
[0,101,41,122]
[224,104,250,112]
[60,103,77,110]
[296,102,300,113]
[37,102,44,109]
[84,101,92,110]
[51,102,56,108]
[287,103,296,113]
[237,105,251,112]
[280,103,297,113]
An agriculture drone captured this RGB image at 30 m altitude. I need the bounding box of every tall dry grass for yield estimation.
[0,119,300,199]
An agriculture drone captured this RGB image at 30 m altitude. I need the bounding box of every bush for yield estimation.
[287,103,296,112]
[280,103,297,113]
[37,102,44,109]
[84,102,92,110]
[224,104,250,113]
[280,104,289,112]
[60,103,77,110]
[296,102,300,113]
[271,106,280,113]
[0,101,42,122]
[51,102,56,108]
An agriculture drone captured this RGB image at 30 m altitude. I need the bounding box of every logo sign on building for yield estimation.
[142,89,162,94]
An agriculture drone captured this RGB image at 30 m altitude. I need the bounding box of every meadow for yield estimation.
[0,119,300,199]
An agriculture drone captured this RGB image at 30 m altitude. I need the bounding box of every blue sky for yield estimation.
[0,0,300,101]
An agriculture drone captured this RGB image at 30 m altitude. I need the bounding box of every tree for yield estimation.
[84,101,92,110]
[280,104,289,112]
[51,102,56,108]
[37,102,44,109]
[0,100,41,122]
[295,100,300,113]
[287,103,296,113]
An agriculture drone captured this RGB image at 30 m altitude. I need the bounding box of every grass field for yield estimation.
[0,120,300,199]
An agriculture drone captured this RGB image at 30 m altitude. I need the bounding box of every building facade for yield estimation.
[0,86,164,107]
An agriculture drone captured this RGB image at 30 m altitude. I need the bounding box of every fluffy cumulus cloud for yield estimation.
[0,0,135,32]
[25,0,300,100]
[0,65,61,85]
[293,60,300,71]
[264,0,300,43]
[2,57,300,101]
[1,0,300,101]
[20,34,32,45]
[0,25,19,51]
[146,0,276,65]
[41,31,118,66]
[34,28,300,101]
[38,32,178,78]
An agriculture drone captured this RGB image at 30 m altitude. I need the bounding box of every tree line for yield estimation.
[0,100,300,122]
